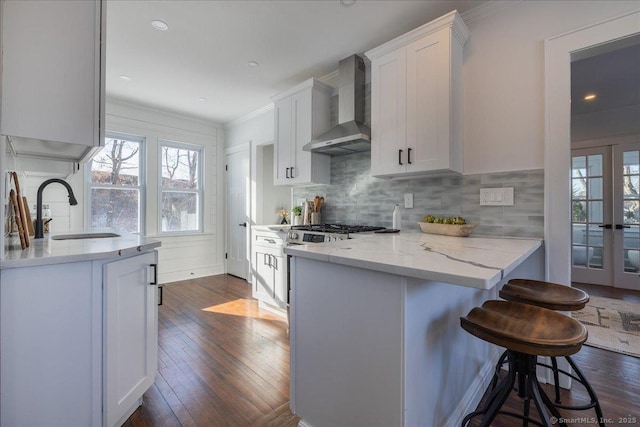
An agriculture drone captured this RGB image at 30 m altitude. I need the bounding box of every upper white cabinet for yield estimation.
[272,79,331,186]
[366,11,469,178]
[1,0,105,163]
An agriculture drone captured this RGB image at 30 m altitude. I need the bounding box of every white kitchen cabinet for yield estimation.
[0,251,159,427]
[366,11,469,178]
[104,251,158,427]
[252,228,287,314]
[0,0,105,162]
[272,78,331,186]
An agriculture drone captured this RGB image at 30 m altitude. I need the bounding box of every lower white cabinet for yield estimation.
[252,227,288,314]
[104,251,158,427]
[0,250,159,427]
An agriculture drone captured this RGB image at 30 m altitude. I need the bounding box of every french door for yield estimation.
[571,143,640,289]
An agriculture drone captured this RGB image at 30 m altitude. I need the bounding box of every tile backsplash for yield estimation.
[293,152,544,238]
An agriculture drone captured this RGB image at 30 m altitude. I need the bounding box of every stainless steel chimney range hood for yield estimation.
[303,54,370,155]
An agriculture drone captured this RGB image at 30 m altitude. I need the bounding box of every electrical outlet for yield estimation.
[480,188,514,206]
[404,193,414,209]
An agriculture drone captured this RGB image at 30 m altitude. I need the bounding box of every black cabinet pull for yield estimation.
[158,286,163,306]
[598,224,612,229]
[408,148,412,164]
[150,263,158,285]
[290,167,294,178]
[398,149,403,165]
[286,167,290,178]
[615,224,631,229]
[239,222,247,227]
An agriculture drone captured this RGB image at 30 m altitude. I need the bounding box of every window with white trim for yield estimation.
[159,141,203,233]
[89,134,145,233]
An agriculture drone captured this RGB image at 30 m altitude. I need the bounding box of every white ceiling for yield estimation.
[106,0,488,125]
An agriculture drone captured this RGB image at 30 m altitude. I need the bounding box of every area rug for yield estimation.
[573,296,640,358]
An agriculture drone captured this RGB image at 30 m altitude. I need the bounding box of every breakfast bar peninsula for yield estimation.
[285,231,543,427]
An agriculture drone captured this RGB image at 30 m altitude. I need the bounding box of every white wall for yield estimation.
[462,0,640,174]
[225,105,274,149]
[224,105,293,226]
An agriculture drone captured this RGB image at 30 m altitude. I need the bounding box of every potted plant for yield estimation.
[292,205,303,225]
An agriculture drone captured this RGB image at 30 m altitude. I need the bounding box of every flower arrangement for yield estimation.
[278,209,289,224]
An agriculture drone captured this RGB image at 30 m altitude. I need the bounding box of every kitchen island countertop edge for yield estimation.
[284,231,543,290]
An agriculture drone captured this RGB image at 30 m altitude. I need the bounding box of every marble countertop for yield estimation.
[1,231,161,269]
[284,231,542,289]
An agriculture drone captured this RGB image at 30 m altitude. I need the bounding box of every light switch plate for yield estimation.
[404,193,414,209]
[480,188,514,206]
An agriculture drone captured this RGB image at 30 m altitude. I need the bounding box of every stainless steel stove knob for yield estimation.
[289,232,298,239]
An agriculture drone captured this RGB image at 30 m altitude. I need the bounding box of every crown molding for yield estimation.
[461,0,522,26]
[224,103,274,129]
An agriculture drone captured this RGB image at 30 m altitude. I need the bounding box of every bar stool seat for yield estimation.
[500,279,589,311]
[461,300,587,357]
[461,300,588,427]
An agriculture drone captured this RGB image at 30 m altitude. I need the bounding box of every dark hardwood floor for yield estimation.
[124,274,299,427]
[126,275,639,427]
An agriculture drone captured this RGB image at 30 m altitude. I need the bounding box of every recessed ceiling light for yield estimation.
[583,93,597,101]
[341,0,356,6]
[151,19,169,31]
[119,75,132,81]
[248,61,259,68]
[199,97,207,102]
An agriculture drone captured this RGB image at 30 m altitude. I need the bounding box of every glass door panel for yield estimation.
[614,144,640,289]
[571,148,612,285]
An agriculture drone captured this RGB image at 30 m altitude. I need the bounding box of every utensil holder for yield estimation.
[293,215,303,226]
[311,212,321,225]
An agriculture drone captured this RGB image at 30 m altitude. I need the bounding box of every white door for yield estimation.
[571,147,612,285]
[226,147,250,279]
[613,143,640,289]
[571,144,640,289]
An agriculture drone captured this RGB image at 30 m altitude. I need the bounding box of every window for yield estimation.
[160,141,203,233]
[89,134,144,233]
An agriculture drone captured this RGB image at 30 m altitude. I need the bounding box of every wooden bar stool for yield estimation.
[496,279,604,426]
[460,300,587,427]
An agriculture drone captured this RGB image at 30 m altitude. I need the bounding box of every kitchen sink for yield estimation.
[51,232,121,240]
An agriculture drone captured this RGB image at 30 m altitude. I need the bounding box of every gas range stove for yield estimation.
[286,224,386,245]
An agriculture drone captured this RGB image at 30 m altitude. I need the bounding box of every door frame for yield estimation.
[224,143,251,280]
[545,10,640,286]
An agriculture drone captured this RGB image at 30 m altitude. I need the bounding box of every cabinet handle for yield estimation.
[265,238,276,244]
[408,148,412,164]
[149,264,158,285]
[272,255,277,270]
[615,224,631,229]
[290,167,294,178]
[264,253,270,266]
[598,224,612,229]
[398,149,403,165]
[286,167,290,178]
[158,286,163,306]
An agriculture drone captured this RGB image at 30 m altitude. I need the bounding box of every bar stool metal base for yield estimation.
[489,350,605,426]
[463,350,566,427]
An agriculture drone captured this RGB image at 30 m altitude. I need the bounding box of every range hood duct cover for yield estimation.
[303,54,370,155]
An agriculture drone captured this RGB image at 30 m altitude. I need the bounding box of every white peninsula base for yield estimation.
[289,245,544,427]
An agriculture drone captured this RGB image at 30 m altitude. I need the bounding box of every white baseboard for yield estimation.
[159,265,225,284]
[298,418,313,427]
[444,347,500,427]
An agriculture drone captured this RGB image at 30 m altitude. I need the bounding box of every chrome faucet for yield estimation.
[35,179,78,239]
